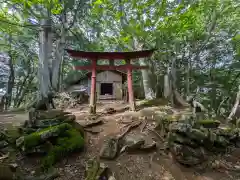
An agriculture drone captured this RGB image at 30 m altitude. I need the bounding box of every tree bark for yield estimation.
[5,51,15,110]
[170,58,188,107]
[133,38,155,100]
[16,76,34,107]
[38,18,53,108]
[228,85,240,120]
[52,12,67,91]
[185,57,191,97]
[164,67,171,99]
[14,74,30,107]
[139,58,156,100]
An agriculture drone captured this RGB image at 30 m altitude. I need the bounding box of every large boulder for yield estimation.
[100,137,118,160]
[0,140,8,149]
[0,163,23,180]
[170,142,207,166]
[120,134,145,153]
[42,128,84,169]
[16,123,72,151]
[120,134,156,153]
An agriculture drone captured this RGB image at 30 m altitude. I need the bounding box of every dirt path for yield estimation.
[0,111,28,129]
[64,102,238,180]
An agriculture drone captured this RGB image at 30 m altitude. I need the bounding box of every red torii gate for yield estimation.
[66,49,155,114]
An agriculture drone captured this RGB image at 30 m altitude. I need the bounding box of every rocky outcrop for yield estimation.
[156,115,240,166]
[16,110,85,171]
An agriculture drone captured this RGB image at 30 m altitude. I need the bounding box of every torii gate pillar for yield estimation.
[126,59,136,111]
[89,59,97,114]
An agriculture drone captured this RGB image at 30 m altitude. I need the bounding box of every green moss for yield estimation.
[197,119,220,128]
[23,123,72,150]
[41,128,84,170]
[138,99,168,108]
[85,159,107,180]
[3,124,22,144]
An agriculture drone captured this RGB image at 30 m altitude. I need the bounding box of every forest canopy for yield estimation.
[0,0,239,116]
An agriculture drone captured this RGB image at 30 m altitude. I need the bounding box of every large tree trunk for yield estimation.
[139,58,155,100]
[185,58,191,97]
[133,38,155,100]
[228,85,240,120]
[5,52,15,110]
[52,12,67,91]
[38,18,53,108]
[170,58,188,107]
[15,76,34,107]
[14,73,30,107]
[164,67,171,99]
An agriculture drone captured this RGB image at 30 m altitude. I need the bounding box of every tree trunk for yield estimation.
[164,68,171,99]
[5,52,15,110]
[170,58,188,107]
[14,74,30,107]
[139,58,156,100]
[16,76,34,107]
[228,85,240,120]
[185,58,191,97]
[38,18,53,107]
[52,12,67,91]
[133,38,155,100]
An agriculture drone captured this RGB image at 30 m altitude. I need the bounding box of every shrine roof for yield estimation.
[65,49,155,60]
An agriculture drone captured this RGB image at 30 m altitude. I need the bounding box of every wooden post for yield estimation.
[126,59,136,111]
[89,59,97,114]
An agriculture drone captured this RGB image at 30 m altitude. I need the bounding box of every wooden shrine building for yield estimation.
[65,49,155,114]
[67,70,126,100]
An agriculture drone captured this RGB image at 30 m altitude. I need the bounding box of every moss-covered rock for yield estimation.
[85,159,108,180]
[168,133,198,148]
[0,140,8,149]
[186,128,208,144]
[69,121,85,138]
[41,128,84,170]
[0,163,23,180]
[16,123,72,151]
[0,132,7,141]
[170,142,207,166]
[168,122,192,134]
[100,137,118,160]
